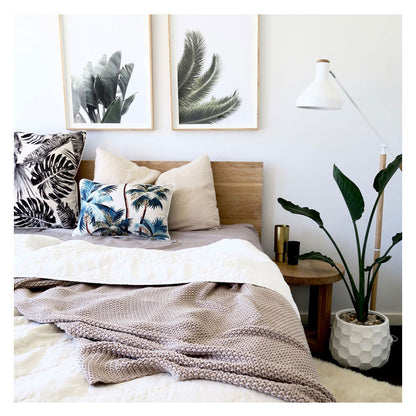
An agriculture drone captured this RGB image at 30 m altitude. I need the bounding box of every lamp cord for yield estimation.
[329,70,395,158]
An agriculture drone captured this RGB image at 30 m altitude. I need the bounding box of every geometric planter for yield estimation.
[329,308,393,370]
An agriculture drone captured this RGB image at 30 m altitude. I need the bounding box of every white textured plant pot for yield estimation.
[329,309,393,370]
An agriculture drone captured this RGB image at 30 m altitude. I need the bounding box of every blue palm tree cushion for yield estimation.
[74,179,174,240]
[14,131,86,228]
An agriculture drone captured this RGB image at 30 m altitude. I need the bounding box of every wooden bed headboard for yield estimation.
[76,161,264,236]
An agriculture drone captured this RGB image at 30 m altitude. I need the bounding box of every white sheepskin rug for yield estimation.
[314,358,402,402]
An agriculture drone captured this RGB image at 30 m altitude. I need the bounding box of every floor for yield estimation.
[312,325,402,386]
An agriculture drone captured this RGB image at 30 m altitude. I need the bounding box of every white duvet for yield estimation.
[14,234,299,402]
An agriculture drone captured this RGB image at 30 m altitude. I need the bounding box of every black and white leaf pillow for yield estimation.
[14,131,86,229]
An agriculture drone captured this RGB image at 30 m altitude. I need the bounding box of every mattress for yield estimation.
[14,223,264,251]
[14,224,333,402]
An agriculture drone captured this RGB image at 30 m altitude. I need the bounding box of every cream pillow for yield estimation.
[93,147,161,184]
[155,155,220,230]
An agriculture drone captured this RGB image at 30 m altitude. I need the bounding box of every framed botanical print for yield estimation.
[59,15,153,130]
[169,15,259,130]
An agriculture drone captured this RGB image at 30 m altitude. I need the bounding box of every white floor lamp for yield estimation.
[296,59,401,310]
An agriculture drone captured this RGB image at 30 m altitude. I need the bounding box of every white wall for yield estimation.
[14,14,402,317]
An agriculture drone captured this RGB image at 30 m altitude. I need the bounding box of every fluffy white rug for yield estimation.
[314,358,402,402]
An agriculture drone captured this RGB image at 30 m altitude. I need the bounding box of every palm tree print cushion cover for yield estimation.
[74,179,174,240]
[14,131,86,229]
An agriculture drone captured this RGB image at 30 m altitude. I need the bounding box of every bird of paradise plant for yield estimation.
[277,154,402,323]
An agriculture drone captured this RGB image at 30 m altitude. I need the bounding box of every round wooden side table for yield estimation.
[276,259,344,354]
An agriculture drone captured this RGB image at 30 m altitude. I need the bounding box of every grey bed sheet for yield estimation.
[14,224,263,252]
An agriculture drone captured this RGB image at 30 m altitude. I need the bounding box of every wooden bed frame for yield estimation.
[76,161,264,236]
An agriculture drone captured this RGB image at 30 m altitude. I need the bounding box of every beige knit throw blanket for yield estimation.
[14,277,335,403]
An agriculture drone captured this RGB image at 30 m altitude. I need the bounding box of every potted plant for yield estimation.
[277,154,402,369]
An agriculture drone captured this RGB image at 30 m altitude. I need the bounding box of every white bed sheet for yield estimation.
[15,313,277,402]
[14,227,298,403]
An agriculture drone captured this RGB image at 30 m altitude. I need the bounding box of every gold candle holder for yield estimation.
[274,225,290,263]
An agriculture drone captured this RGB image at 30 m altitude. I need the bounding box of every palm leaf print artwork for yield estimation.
[177,31,241,124]
[71,51,136,124]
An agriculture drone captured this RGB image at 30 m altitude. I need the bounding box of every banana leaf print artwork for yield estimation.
[60,15,153,130]
[177,31,241,124]
[74,179,173,240]
[71,51,136,124]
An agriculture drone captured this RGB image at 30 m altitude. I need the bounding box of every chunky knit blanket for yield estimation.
[14,277,335,403]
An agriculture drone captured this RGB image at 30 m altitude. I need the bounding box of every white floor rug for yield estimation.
[314,358,402,402]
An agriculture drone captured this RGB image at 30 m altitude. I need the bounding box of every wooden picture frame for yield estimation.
[59,15,153,131]
[169,15,259,131]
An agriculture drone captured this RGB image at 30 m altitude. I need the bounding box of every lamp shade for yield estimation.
[296,59,342,110]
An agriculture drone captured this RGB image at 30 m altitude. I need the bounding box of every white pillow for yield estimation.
[155,155,220,230]
[94,147,160,184]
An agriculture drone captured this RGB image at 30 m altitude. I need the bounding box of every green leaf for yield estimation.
[375,254,392,266]
[364,254,392,272]
[373,154,402,193]
[79,62,99,123]
[298,251,336,267]
[333,164,365,221]
[179,91,241,124]
[86,105,98,123]
[93,54,107,77]
[119,63,134,99]
[177,31,205,98]
[392,232,402,246]
[71,75,86,116]
[93,75,106,105]
[182,54,221,106]
[100,51,122,108]
[177,30,241,125]
[277,197,324,227]
[121,93,136,116]
[81,62,98,109]
[101,97,122,123]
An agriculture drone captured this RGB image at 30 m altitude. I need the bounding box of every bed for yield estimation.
[14,153,335,403]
